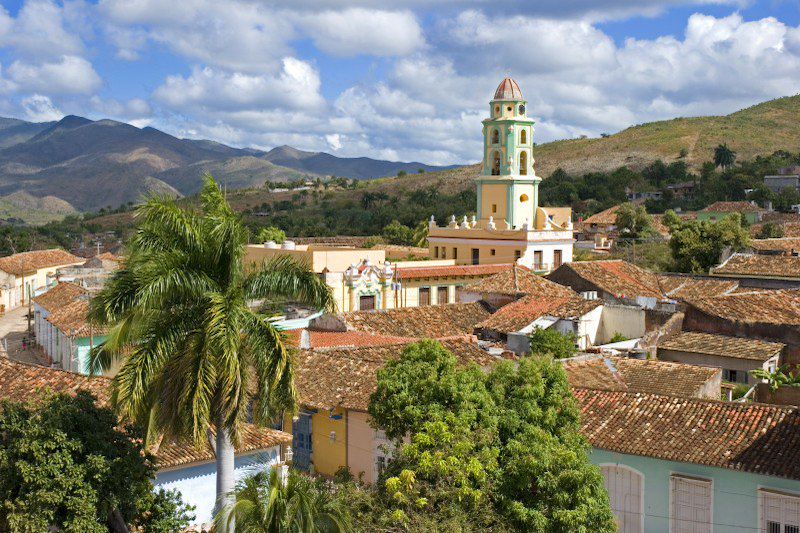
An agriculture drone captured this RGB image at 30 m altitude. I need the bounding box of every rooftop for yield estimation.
[477,294,601,334]
[658,331,785,362]
[701,201,761,213]
[0,249,83,276]
[462,265,576,298]
[343,302,492,339]
[563,356,720,398]
[657,275,739,300]
[294,339,500,411]
[711,253,800,280]
[493,77,523,100]
[749,237,800,253]
[576,388,800,481]
[45,298,104,337]
[548,260,665,300]
[582,205,620,226]
[32,282,88,313]
[0,356,110,405]
[284,329,415,349]
[687,289,800,326]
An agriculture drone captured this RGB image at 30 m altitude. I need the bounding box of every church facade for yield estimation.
[426,77,574,273]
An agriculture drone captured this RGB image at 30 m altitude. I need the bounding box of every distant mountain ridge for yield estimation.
[0,115,459,213]
[263,145,458,180]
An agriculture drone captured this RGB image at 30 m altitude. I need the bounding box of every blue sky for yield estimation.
[0,0,798,165]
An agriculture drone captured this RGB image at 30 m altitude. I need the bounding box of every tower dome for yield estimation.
[493,77,523,100]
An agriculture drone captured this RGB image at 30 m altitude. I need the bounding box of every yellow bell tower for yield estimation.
[478,77,540,230]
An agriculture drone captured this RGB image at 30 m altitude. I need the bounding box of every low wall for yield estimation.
[754,383,800,406]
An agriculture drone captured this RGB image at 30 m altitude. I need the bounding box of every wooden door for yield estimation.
[359,294,375,311]
[600,465,643,533]
[437,286,449,305]
[418,287,430,306]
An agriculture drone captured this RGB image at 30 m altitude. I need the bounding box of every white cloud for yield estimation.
[6,55,101,95]
[0,0,86,59]
[296,9,424,57]
[89,96,152,119]
[20,94,63,121]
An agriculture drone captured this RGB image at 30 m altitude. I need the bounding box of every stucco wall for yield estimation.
[598,304,645,344]
[310,409,347,477]
[590,448,800,532]
[657,348,774,383]
[154,448,281,524]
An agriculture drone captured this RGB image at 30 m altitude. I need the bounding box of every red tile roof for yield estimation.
[551,260,665,300]
[395,263,511,280]
[0,249,83,276]
[284,329,415,349]
[343,302,492,338]
[658,331,785,362]
[0,356,110,405]
[32,282,88,313]
[294,339,499,411]
[687,289,800,326]
[582,205,620,226]
[154,425,291,469]
[45,298,105,337]
[657,275,739,300]
[749,238,800,254]
[477,295,601,334]
[576,388,800,480]
[563,356,720,398]
[463,265,576,298]
[702,201,761,213]
[711,253,800,280]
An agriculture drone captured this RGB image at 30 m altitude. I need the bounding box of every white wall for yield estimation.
[598,304,645,344]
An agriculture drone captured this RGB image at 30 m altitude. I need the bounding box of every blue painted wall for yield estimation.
[154,448,281,524]
[590,448,800,532]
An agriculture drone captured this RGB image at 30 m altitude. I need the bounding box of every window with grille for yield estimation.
[670,474,712,533]
[761,489,800,533]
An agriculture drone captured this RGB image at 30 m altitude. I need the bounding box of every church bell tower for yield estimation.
[478,77,540,230]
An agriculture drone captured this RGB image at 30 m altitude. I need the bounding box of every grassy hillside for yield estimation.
[531,94,800,176]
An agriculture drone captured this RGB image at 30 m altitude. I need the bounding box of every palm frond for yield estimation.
[244,255,335,312]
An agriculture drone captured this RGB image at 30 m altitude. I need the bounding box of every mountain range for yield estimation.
[0,116,457,214]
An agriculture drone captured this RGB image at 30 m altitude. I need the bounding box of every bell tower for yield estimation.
[478,77,540,230]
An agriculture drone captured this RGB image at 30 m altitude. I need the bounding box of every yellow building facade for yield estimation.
[427,77,574,273]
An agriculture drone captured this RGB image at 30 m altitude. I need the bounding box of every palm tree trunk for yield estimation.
[215,419,236,532]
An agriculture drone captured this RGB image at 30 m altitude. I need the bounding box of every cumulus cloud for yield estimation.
[89,96,152,119]
[0,0,86,59]
[20,94,63,121]
[295,9,424,56]
[6,55,101,95]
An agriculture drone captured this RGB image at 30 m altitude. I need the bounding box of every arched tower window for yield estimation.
[491,151,501,176]
[519,151,528,175]
[491,128,499,145]
[520,129,527,145]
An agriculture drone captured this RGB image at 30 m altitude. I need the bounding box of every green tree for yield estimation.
[615,202,653,238]
[668,213,750,273]
[528,327,577,359]
[217,467,350,532]
[381,220,415,246]
[87,176,334,532]
[774,186,800,213]
[757,222,785,239]
[256,226,286,244]
[0,392,194,532]
[412,220,429,248]
[367,341,614,532]
[714,144,736,169]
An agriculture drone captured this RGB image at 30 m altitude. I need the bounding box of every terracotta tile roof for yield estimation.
[582,205,620,226]
[551,260,665,300]
[563,356,720,398]
[32,282,88,313]
[575,388,800,480]
[0,356,110,405]
[395,263,511,280]
[749,238,800,253]
[95,252,120,262]
[711,253,800,280]
[688,289,800,325]
[294,339,499,411]
[658,331,784,362]
[462,265,577,298]
[751,222,800,238]
[477,295,601,334]
[702,201,761,213]
[154,424,292,469]
[343,302,492,338]
[0,249,83,276]
[657,275,739,300]
[284,329,415,349]
[45,298,106,337]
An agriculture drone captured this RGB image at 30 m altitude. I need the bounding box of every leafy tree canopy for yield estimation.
[667,213,750,273]
[615,202,653,238]
[256,225,286,244]
[365,341,615,532]
[381,220,416,246]
[0,392,194,533]
[529,327,577,359]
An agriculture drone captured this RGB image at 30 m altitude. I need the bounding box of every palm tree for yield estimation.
[87,176,334,532]
[412,220,428,248]
[216,467,350,532]
[714,143,736,169]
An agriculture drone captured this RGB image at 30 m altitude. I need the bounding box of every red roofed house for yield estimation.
[0,249,83,312]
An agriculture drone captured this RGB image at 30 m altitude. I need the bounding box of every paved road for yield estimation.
[0,304,48,365]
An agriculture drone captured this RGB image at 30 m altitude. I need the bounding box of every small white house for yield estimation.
[0,249,83,312]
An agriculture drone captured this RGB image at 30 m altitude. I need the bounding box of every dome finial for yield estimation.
[493,77,523,100]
